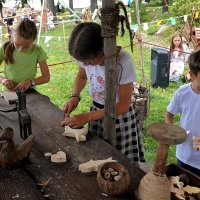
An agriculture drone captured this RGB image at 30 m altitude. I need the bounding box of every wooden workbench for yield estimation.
[0,91,146,200]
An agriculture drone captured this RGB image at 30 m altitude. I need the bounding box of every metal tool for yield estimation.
[0,89,32,140]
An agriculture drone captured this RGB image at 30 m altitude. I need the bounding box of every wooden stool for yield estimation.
[149,123,187,175]
[138,123,187,200]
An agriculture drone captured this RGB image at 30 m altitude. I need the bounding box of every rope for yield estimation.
[0,40,191,74]
[142,41,191,55]
[138,171,171,200]
[100,5,119,37]
[100,2,134,52]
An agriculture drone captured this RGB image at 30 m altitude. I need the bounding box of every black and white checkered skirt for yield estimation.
[89,103,145,163]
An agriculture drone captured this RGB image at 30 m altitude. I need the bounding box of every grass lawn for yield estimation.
[0,20,183,165]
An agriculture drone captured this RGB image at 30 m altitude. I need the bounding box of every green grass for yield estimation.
[0,19,183,165]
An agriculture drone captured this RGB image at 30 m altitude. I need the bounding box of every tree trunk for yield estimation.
[0,3,3,18]
[69,0,73,14]
[21,0,28,7]
[91,0,98,12]
[162,0,168,13]
[47,0,56,17]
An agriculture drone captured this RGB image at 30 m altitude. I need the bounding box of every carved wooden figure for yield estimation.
[0,127,34,169]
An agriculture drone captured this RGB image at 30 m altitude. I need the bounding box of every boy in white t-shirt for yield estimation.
[165,50,200,176]
[61,22,145,163]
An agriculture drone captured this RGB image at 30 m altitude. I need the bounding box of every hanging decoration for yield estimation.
[195,11,199,19]
[170,17,176,25]
[184,15,188,22]
[157,20,162,26]
[131,24,138,32]
[143,23,149,31]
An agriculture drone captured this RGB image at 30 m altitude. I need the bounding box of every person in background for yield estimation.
[4,10,14,39]
[57,1,62,12]
[61,22,145,163]
[47,9,55,30]
[21,4,30,20]
[0,18,50,91]
[165,50,200,176]
[169,32,190,82]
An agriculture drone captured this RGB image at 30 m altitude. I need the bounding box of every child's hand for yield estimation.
[1,78,14,89]
[61,113,89,128]
[63,97,79,117]
[15,80,31,91]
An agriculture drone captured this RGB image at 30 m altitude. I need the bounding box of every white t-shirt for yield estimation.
[170,44,190,63]
[167,83,200,169]
[78,48,136,105]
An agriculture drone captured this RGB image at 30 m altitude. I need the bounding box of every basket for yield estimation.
[97,162,130,196]
[132,83,150,131]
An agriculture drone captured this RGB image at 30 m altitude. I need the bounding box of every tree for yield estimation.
[162,0,168,13]
[47,0,56,17]
[14,0,29,8]
[69,0,74,14]
[90,0,97,12]
[0,0,5,18]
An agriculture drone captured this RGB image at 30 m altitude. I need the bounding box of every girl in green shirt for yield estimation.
[0,18,50,91]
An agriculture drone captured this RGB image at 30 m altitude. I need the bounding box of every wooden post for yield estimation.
[102,0,117,147]
[37,0,47,44]
[135,0,145,86]
[41,0,47,33]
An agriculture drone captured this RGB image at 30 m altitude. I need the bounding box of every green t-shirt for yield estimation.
[0,44,48,85]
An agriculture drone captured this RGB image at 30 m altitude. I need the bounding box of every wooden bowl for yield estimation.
[97,162,130,196]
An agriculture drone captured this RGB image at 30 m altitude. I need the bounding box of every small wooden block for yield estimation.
[1,91,18,104]
[79,157,116,173]
[44,152,52,160]
[51,151,66,163]
[148,123,187,145]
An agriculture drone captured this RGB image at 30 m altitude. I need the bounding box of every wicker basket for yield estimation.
[132,83,149,131]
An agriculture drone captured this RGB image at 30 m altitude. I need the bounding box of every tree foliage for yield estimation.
[170,0,199,17]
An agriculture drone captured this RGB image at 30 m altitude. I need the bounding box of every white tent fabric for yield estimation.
[3,0,129,10]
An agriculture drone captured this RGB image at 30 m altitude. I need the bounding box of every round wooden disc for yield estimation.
[148,123,187,145]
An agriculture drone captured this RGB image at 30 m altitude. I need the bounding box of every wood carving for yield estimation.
[169,175,200,199]
[169,176,184,189]
[63,126,88,143]
[0,127,34,169]
[79,157,116,173]
[51,151,67,163]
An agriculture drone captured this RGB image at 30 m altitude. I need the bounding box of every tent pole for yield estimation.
[135,0,145,86]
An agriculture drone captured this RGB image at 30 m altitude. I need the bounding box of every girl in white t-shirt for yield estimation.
[165,50,200,176]
[61,22,145,163]
[169,32,190,82]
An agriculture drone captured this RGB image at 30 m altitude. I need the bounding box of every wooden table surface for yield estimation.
[0,91,146,200]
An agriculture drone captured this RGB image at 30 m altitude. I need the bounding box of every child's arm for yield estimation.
[61,82,133,128]
[34,60,50,85]
[165,112,174,124]
[62,67,87,117]
[116,82,132,115]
